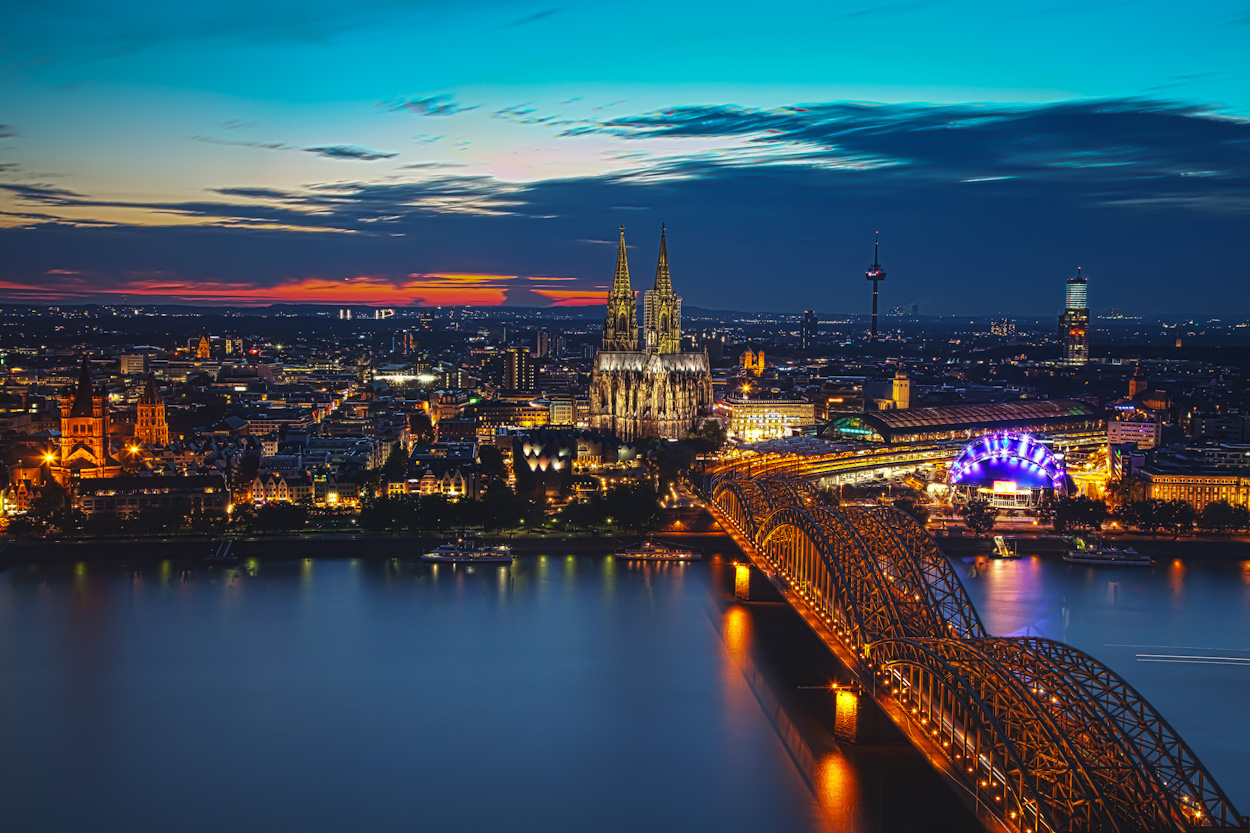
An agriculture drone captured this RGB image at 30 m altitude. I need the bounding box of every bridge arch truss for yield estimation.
[710,476,1245,833]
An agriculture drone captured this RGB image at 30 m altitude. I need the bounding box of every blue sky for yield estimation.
[1,1,1248,312]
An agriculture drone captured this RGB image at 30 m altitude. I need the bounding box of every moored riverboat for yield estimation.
[614,538,701,561]
[421,533,513,563]
[1063,538,1150,566]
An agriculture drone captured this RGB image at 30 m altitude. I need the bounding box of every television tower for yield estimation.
[865,232,887,339]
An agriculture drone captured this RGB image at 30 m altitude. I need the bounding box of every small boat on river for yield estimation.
[421,533,513,563]
[1063,538,1150,567]
[615,538,701,561]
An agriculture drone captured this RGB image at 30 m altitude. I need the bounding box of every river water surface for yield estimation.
[1,549,1247,833]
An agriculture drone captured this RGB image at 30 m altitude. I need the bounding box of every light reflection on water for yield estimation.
[6,549,1240,831]
[956,550,1250,809]
[1,555,832,833]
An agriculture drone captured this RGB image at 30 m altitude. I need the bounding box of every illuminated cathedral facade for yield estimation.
[590,225,712,441]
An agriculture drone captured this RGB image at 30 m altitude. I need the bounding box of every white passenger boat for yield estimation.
[1063,539,1150,566]
[614,538,701,561]
[421,533,513,563]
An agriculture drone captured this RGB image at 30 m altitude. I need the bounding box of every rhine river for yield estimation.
[1,547,1248,833]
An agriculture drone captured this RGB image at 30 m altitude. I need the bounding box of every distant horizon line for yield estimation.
[0,300,1231,322]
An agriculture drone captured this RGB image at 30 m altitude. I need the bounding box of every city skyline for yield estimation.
[2,1,1249,313]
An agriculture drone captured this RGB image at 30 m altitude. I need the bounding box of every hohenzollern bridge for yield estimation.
[706,472,1247,833]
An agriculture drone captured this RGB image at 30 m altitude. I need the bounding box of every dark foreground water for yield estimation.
[1,550,1247,833]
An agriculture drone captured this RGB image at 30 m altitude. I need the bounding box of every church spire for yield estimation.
[69,355,96,418]
[613,223,631,295]
[642,224,681,354]
[602,223,639,352]
[140,372,160,405]
[654,223,672,293]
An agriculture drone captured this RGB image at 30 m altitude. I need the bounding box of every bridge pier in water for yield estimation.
[708,473,1248,833]
[733,562,754,600]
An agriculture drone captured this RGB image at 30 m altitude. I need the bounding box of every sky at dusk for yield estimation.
[2,1,1248,314]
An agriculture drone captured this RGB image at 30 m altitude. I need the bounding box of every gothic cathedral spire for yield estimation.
[643,224,681,353]
[654,224,672,294]
[602,223,639,351]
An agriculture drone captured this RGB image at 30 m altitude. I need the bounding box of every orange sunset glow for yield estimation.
[0,273,607,307]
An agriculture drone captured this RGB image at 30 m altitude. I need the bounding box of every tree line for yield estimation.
[6,478,666,540]
[955,492,1250,538]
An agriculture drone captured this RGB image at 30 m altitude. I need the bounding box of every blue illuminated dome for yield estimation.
[948,432,1066,492]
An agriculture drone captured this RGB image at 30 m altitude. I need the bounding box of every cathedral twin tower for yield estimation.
[590,224,712,441]
[603,224,681,354]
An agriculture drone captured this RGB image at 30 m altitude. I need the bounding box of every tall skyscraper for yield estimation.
[801,310,817,350]
[865,233,886,339]
[1060,267,1090,366]
[392,330,414,355]
[504,346,534,391]
[535,330,550,358]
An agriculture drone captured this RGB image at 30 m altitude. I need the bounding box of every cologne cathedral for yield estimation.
[590,225,712,441]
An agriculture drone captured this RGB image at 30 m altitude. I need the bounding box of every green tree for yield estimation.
[1198,500,1239,535]
[893,496,930,527]
[417,494,454,531]
[355,467,384,503]
[1160,499,1195,539]
[683,420,727,454]
[187,510,226,536]
[230,502,258,533]
[478,445,508,482]
[6,514,45,538]
[381,447,408,480]
[478,487,521,532]
[1107,475,1141,508]
[1038,494,1107,532]
[83,512,125,538]
[1119,499,1166,536]
[1036,493,1060,530]
[603,481,662,534]
[127,505,186,536]
[960,497,999,537]
[410,410,435,445]
[359,496,406,531]
[252,502,309,533]
[29,480,68,530]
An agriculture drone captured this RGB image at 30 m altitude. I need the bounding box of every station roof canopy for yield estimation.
[843,400,1102,443]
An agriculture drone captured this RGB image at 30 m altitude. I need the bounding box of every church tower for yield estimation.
[601,224,639,352]
[58,356,118,481]
[643,225,682,353]
[892,365,911,410]
[1128,362,1147,399]
[135,372,169,446]
[196,330,212,360]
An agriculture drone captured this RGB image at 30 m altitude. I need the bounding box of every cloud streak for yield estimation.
[303,144,398,161]
[3,97,1249,313]
[383,94,479,116]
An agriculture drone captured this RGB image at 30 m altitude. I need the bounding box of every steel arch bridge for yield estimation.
[710,474,1245,833]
